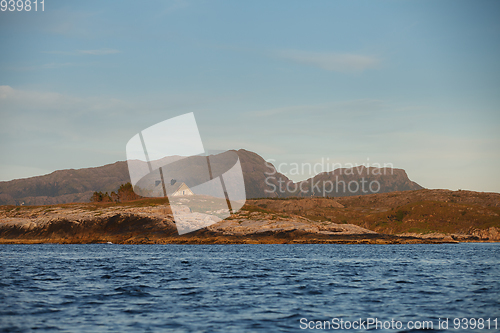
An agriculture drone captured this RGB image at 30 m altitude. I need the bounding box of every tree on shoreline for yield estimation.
[90,182,141,203]
[90,191,112,202]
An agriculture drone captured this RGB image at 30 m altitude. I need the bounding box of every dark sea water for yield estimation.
[0,243,499,332]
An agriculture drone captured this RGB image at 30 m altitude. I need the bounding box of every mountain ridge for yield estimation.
[0,149,424,205]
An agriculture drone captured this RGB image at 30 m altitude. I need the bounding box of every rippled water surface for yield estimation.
[1,243,499,332]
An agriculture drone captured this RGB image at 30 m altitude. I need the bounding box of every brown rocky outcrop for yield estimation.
[471,227,500,241]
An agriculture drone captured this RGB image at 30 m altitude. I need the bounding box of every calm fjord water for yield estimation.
[0,244,499,332]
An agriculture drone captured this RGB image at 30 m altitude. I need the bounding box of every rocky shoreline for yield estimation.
[1,195,498,244]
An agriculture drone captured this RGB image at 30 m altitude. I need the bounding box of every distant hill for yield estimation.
[0,162,130,206]
[0,149,424,205]
[290,167,423,197]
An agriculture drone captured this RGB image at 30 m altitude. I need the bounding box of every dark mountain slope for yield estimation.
[0,162,130,205]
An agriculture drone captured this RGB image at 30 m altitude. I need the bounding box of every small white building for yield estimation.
[153,180,194,196]
[170,182,194,196]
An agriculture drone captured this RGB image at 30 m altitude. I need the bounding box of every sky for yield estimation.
[1,0,499,192]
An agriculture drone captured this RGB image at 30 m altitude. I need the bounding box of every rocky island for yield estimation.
[1,189,498,244]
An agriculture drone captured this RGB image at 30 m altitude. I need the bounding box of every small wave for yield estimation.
[114,285,153,297]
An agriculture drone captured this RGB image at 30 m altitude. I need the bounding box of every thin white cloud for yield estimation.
[275,50,380,73]
[0,85,75,108]
[246,99,386,117]
[77,48,120,55]
[0,85,130,135]
[3,62,94,71]
[42,9,99,38]
[42,62,83,69]
[247,104,326,117]
[43,48,120,56]
[0,85,226,139]
[155,0,190,17]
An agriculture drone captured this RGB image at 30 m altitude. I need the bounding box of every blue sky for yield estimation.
[1,0,499,192]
